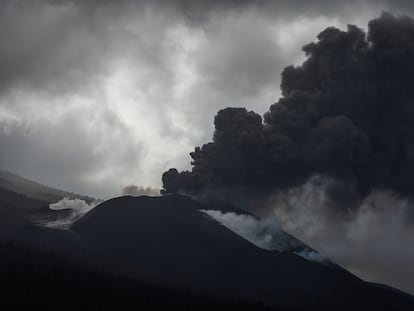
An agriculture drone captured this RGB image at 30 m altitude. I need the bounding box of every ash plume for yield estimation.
[162,12,414,211]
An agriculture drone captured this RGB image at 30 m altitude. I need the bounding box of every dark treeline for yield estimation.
[0,187,48,211]
[0,188,49,225]
[0,239,291,311]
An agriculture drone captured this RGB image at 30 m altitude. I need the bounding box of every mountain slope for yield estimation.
[71,195,414,310]
[0,240,282,311]
[0,170,94,203]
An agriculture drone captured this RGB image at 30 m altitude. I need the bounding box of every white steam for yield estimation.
[47,197,99,229]
[201,210,279,249]
[200,209,324,263]
[295,248,327,263]
[271,175,414,295]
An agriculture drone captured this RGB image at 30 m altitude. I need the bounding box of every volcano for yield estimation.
[71,194,414,310]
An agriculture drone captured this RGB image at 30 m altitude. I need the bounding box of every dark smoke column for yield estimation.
[163,12,414,204]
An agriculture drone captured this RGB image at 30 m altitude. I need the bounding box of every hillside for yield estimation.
[0,187,74,226]
[71,195,414,310]
[0,240,282,311]
[0,170,95,203]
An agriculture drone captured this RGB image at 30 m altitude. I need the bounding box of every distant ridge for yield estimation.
[0,170,95,203]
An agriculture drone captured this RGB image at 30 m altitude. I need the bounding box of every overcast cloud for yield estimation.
[1,0,414,199]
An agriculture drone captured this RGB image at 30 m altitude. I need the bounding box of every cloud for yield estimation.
[0,1,203,197]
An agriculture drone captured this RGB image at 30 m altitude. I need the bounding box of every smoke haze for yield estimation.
[202,210,297,251]
[270,176,414,294]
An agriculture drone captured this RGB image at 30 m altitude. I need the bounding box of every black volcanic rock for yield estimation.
[71,195,414,310]
[0,240,280,311]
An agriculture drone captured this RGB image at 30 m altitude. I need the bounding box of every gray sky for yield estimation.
[0,0,413,198]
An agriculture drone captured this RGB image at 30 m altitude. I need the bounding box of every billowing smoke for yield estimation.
[271,175,414,294]
[47,197,99,229]
[122,185,160,197]
[162,12,414,210]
